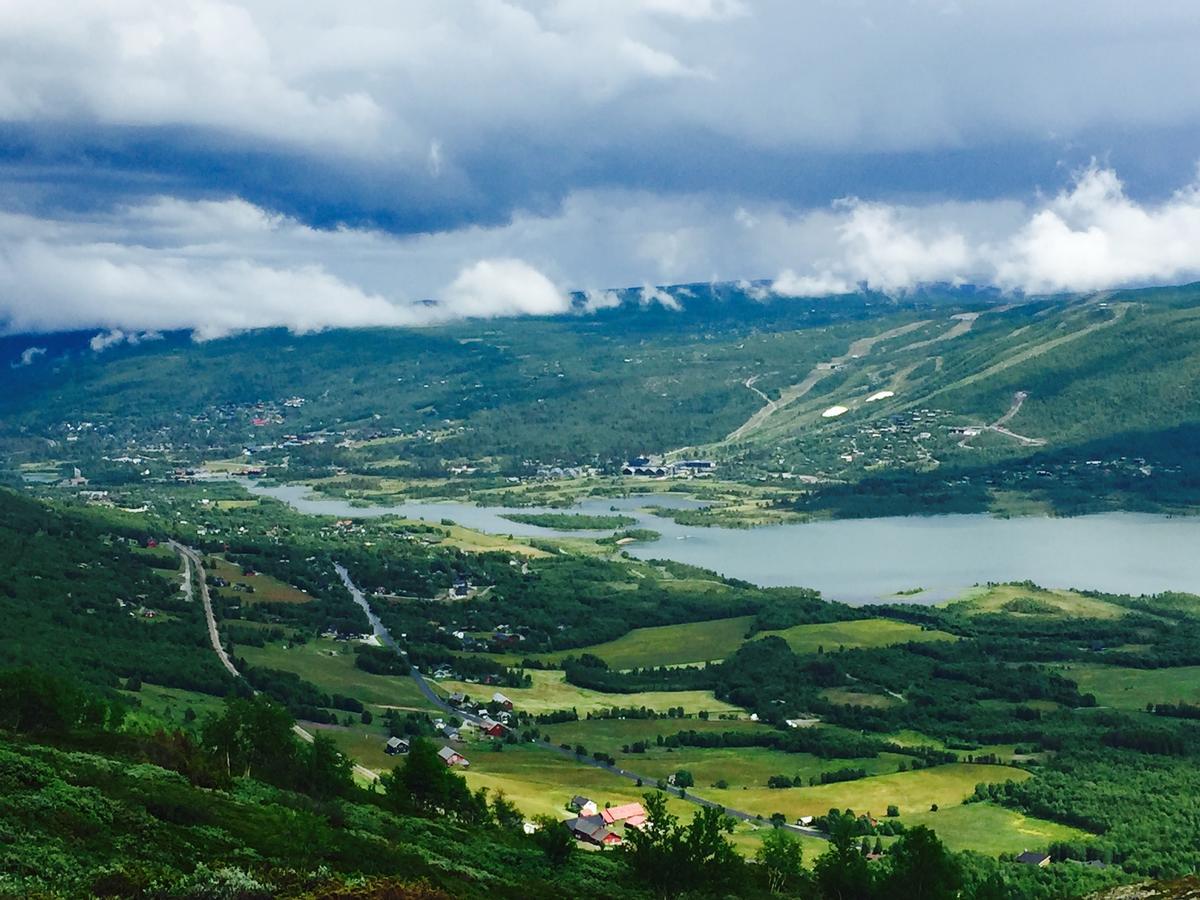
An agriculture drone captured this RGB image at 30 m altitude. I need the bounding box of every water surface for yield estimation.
[246,482,1200,604]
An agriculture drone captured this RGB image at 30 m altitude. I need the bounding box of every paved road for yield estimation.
[170,544,379,783]
[336,563,828,840]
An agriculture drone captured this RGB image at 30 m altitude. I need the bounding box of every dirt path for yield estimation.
[958,391,1046,449]
[723,320,930,443]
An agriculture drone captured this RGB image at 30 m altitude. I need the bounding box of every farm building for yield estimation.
[569,796,599,817]
[437,746,468,768]
[492,691,513,710]
[1015,851,1051,867]
[564,815,621,847]
[384,737,409,756]
[602,801,648,828]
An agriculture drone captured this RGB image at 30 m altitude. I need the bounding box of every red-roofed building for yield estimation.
[601,802,647,826]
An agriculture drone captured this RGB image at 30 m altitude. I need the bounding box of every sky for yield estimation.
[3,0,1200,339]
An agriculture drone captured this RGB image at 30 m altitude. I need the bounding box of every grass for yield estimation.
[906,802,1091,855]
[432,669,742,716]
[121,682,227,731]
[533,616,755,669]
[206,555,313,605]
[452,742,696,822]
[1056,663,1200,709]
[821,687,900,709]
[237,639,442,711]
[539,717,763,750]
[947,583,1128,620]
[760,619,958,655]
[714,763,1029,822]
[304,719,400,774]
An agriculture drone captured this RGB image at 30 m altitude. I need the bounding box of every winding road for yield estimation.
[335,564,829,839]
[170,543,380,783]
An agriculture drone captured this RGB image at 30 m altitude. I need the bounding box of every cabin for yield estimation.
[437,745,468,768]
[564,814,622,847]
[479,717,506,738]
[492,691,513,710]
[384,737,409,756]
[1015,851,1051,867]
[601,801,648,828]
[448,691,467,706]
[569,796,599,817]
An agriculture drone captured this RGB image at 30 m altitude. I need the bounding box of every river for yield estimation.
[246,482,1200,604]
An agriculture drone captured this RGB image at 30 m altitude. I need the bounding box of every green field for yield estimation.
[304,719,403,774]
[719,763,1029,822]
[947,583,1129,620]
[906,802,1091,855]
[121,682,228,731]
[537,616,755,669]
[238,639,441,711]
[1057,663,1200,709]
[761,619,958,655]
[207,555,313,605]
[433,669,742,716]
[539,716,764,750]
[453,742,696,822]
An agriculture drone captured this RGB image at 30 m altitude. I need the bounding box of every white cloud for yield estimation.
[582,288,622,311]
[2,165,1200,339]
[771,271,855,298]
[639,283,681,310]
[12,345,46,367]
[440,258,569,319]
[994,165,1200,292]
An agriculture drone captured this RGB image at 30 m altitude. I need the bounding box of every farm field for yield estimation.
[608,745,913,793]
[304,719,400,775]
[534,616,755,669]
[205,555,313,604]
[760,618,958,655]
[237,639,441,711]
[539,716,762,750]
[905,802,1092,855]
[947,583,1128,619]
[1056,663,1200,709]
[715,763,1029,822]
[452,742,696,822]
[432,669,742,716]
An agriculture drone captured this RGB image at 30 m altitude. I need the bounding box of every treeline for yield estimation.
[0,489,234,697]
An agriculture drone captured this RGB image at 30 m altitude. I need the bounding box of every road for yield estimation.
[958,390,1046,449]
[169,544,379,783]
[335,564,828,839]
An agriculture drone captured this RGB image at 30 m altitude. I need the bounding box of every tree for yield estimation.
[201,695,296,781]
[530,814,574,866]
[492,790,523,830]
[756,827,806,895]
[381,737,488,822]
[813,811,874,900]
[674,769,695,789]
[300,732,353,799]
[886,805,899,818]
[878,826,960,900]
[623,792,742,898]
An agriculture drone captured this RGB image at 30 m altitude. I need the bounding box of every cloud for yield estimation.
[994,165,1200,292]
[771,271,855,298]
[1,165,1199,339]
[88,329,163,352]
[11,345,46,367]
[440,258,569,319]
[639,284,681,310]
[767,164,1200,297]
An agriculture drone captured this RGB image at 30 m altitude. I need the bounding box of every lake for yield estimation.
[245,482,1200,604]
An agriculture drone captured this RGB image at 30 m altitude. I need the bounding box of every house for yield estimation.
[564,815,622,847]
[384,737,409,755]
[448,691,467,706]
[797,815,815,827]
[569,796,599,817]
[1015,851,1051,867]
[492,691,513,710]
[480,720,506,738]
[437,746,468,768]
[601,801,648,828]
